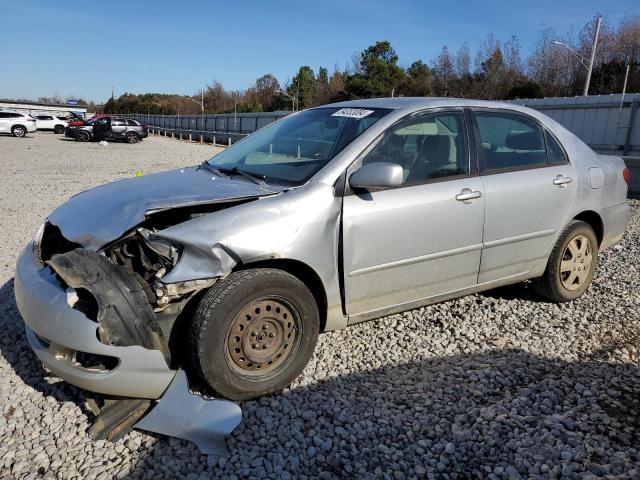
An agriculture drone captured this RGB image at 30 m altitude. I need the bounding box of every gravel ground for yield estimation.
[0,132,639,479]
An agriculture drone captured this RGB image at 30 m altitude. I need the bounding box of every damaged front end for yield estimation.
[17,221,242,453]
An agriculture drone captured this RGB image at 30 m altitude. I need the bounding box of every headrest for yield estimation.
[422,135,452,163]
[505,131,542,151]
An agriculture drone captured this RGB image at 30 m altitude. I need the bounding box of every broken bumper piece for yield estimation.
[135,370,242,455]
[14,245,242,453]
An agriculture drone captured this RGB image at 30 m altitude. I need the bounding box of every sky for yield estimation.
[0,0,637,102]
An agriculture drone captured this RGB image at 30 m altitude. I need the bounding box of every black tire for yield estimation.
[125,132,139,144]
[534,220,598,302]
[76,130,91,142]
[190,269,319,400]
[54,125,65,134]
[12,125,26,138]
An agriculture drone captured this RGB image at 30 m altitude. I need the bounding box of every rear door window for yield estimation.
[475,112,547,172]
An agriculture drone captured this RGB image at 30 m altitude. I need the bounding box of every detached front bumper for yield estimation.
[14,244,176,399]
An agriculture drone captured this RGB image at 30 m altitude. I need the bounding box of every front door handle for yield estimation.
[553,175,573,187]
[456,188,482,203]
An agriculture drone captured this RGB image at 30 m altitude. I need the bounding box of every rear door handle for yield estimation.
[553,175,573,187]
[456,188,482,203]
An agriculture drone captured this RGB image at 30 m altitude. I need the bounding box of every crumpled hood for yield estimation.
[48,167,282,250]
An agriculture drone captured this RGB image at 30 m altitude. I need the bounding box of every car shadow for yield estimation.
[1,277,638,478]
[123,348,639,478]
[478,280,548,303]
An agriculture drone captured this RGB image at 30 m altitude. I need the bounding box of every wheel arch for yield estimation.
[236,259,328,332]
[573,210,604,246]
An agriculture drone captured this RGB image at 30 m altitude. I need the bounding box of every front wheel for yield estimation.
[76,130,91,142]
[534,220,598,302]
[54,125,65,134]
[190,269,319,400]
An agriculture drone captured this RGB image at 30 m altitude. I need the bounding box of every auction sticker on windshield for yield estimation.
[331,108,374,119]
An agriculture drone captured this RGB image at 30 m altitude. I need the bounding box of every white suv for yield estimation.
[0,111,37,137]
[34,115,68,134]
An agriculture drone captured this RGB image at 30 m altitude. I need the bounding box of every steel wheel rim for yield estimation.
[560,234,593,291]
[225,297,301,379]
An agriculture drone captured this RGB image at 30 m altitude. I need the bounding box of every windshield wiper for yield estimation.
[199,162,229,178]
[219,166,266,185]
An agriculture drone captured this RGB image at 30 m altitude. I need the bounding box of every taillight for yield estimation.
[622,167,630,185]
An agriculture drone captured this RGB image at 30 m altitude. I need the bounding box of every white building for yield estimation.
[0,100,88,118]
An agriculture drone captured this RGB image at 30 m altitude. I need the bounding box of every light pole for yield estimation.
[275,89,297,111]
[552,16,601,96]
[183,91,205,129]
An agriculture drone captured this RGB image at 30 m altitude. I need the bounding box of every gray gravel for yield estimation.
[1,132,639,479]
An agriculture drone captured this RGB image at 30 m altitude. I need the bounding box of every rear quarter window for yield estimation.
[545,131,568,164]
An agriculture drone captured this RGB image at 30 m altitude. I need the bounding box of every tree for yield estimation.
[455,43,473,97]
[399,60,433,96]
[288,66,317,109]
[246,74,280,112]
[433,46,455,96]
[328,66,346,101]
[528,26,578,96]
[345,41,406,98]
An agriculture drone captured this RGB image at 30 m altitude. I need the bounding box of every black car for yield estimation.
[66,117,147,143]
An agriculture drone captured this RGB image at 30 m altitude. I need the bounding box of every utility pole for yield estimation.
[201,88,205,129]
[584,16,601,96]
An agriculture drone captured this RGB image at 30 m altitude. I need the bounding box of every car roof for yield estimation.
[322,96,537,116]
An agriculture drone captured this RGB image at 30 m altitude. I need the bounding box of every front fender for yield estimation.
[154,182,348,331]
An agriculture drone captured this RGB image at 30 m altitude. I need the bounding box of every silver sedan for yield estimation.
[16,98,632,411]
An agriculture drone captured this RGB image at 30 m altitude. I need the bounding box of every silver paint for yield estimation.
[47,167,284,251]
[135,370,242,455]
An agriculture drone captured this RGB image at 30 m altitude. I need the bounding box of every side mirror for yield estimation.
[349,162,404,190]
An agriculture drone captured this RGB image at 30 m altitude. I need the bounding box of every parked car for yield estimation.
[15,99,632,419]
[0,111,37,137]
[34,115,68,134]
[66,117,147,143]
[67,113,110,128]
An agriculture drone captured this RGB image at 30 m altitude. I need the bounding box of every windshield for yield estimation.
[206,107,389,185]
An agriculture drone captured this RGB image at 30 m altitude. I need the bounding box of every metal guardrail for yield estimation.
[128,111,291,145]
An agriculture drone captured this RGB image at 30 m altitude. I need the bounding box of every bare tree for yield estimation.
[433,46,455,96]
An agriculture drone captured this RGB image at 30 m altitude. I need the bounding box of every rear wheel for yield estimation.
[534,220,598,302]
[11,125,26,138]
[76,130,91,142]
[190,269,319,400]
[125,132,139,144]
[54,125,65,134]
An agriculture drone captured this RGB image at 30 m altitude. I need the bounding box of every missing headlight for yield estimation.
[104,229,181,285]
